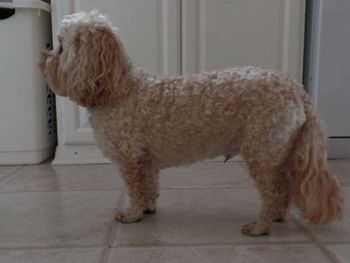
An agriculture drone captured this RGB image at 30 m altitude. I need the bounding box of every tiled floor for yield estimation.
[0,160,348,263]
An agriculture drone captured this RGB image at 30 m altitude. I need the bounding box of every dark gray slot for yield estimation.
[0,8,15,20]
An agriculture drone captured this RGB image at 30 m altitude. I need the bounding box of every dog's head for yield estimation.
[40,10,130,107]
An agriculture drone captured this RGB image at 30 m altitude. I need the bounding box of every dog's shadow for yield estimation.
[114,207,306,245]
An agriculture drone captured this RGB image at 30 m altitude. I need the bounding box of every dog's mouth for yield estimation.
[39,51,53,73]
[39,51,66,96]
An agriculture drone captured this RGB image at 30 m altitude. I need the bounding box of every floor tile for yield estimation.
[113,189,309,246]
[300,186,350,242]
[0,166,21,182]
[0,164,124,192]
[327,245,350,263]
[329,160,350,186]
[160,162,252,189]
[0,191,121,248]
[108,244,332,263]
[0,248,103,263]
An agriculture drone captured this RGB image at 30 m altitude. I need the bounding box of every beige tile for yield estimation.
[0,164,124,192]
[0,166,21,182]
[160,162,253,189]
[329,160,350,186]
[0,248,104,263]
[327,245,350,263]
[0,191,121,248]
[113,189,309,246]
[108,244,332,263]
[301,186,350,242]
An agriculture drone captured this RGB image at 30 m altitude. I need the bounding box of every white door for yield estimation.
[52,0,305,164]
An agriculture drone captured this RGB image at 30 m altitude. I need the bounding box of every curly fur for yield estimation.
[40,10,343,236]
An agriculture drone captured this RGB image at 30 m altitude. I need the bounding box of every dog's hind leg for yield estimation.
[241,167,291,236]
[239,109,302,236]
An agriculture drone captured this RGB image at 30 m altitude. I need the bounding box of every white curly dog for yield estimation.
[40,11,343,236]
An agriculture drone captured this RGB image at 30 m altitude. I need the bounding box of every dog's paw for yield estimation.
[143,207,156,214]
[143,204,157,214]
[116,209,143,223]
[241,222,269,236]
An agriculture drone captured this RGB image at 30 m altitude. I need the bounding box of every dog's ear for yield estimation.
[66,21,129,107]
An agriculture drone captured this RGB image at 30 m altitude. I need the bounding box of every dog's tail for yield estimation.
[285,95,343,225]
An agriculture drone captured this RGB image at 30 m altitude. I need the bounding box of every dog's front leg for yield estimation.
[116,161,159,223]
[116,165,147,223]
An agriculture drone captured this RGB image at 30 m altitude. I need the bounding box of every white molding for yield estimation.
[198,0,206,72]
[63,102,94,143]
[181,0,199,74]
[161,0,181,75]
[73,0,80,11]
[281,0,306,81]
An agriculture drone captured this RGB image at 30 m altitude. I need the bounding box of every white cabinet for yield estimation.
[51,0,306,164]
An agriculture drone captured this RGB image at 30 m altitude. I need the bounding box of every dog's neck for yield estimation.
[86,62,136,111]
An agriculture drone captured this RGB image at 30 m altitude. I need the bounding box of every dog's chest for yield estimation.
[88,110,126,160]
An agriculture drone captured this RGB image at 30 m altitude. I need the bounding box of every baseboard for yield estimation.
[52,144,243,165]
[52,137,349,165]
[52,144,111,165]
[328,138,350,159]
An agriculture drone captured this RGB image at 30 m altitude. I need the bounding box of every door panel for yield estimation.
[182,0,305,81]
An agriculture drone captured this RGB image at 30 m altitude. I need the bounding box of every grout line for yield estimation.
[0,245,105,251]
[324,241,350,245]
[0,240,318,252]
[111,240,314,249]
[100,223,118,263]
[0,188,125,194]
[159,186,255,190]
[100,188,126,263]
[0,186,255,194]
[291,217,342,263]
